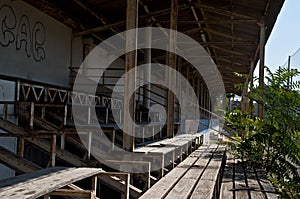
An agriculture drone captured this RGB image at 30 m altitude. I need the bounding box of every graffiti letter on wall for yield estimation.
[16,15,31,57]
[32,22,45,62]
[0,4,46,62]
[0,5,16,47]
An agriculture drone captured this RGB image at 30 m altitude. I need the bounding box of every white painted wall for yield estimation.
[0,0,72,87]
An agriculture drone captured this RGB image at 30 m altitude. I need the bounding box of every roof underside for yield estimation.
[23,0,285,94]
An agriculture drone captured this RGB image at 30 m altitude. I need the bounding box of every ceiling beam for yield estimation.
[158,19,257,25]
[74,3,188,36]
[210,45,248,56]
[215,58,244,66]
[191,2,258,20]
[23,0,78,29]
[203,28,251,41]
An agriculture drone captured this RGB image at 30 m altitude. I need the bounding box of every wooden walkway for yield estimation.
[140,145,278,199]
[220,154,278,199]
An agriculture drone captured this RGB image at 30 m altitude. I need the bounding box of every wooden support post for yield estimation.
[142,126,145,143]
[121,174,130,199]
[92,175,98,196]
[41,106,46,119]
[63,105,68,126]
[87,107,92,160]
[123,0,138,152]
[29,102,34,129]
[105,107,109,124]
[249,67,254,118]
[143,19,152,111]
[258,20,265,118]
[3,104,8,120]
[200,81,204,115]
[49,135,56,167]
[18,138,24,158]
[167,0,178,138]
[152,125,155,140]
[60,134,65,150]
[87,132,92,160]
[112,130,115,151]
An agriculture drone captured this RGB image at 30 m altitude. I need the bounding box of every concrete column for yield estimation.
[258,20,266,118]
[143,20,152,110]
[123,0,138,152]
[166,0,178,138]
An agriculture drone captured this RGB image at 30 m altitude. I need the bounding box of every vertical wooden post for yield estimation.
[63,105,68,126]
[143,19,152,111]
[142,126,145,143]
[92,175,98,196]
[29,102,34,129]
[167,0,178,138]
[49,135,56,167]
[105,107,109,124]
[41,106,45,119]
[123,0,138,152]
[121,174,130,199]
[18,138,24,158]
[3,104,8,120]
[112,130,115,151]
[60,133,65,150]
[258,20,265,118]
[152,125,155,140]
[200,80,204,114]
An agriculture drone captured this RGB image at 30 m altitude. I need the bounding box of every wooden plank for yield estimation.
[190,146,226,199]
[220,153,234,199]
[0,145,41,174]
[0,167,103,198]
[233,160,249,199]
[256,169,278,199]
[245,168,265,199]
[140,145,209,199]
[164,145,218,199]
[49,189,92,197]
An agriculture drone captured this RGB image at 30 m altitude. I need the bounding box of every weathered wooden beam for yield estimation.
[49,189,93,197]
[123,0,138,152]
[158,19,257,25]
[258,20,266,118]
[0,145,41,173]
[204,28,250,41]
[166,0,178,138]
[192,2,258,20]
[210,45,248,56]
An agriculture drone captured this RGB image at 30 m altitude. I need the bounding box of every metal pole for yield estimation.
[287,55,291,89]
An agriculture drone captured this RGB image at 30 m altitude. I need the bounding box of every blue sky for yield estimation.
[254,0,300,77]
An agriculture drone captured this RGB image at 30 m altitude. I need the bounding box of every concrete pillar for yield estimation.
[123,0,138,152]
[166,0,178,138]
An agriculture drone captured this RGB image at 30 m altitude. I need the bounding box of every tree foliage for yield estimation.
[226,67,300,198]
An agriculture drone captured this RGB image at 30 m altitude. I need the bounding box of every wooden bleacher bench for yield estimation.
[140,144,226,199]
[220,153,278,199]
[134,133,203,179]
[0,167,104,199]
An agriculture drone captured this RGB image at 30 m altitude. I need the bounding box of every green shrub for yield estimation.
[226,67,300,198]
